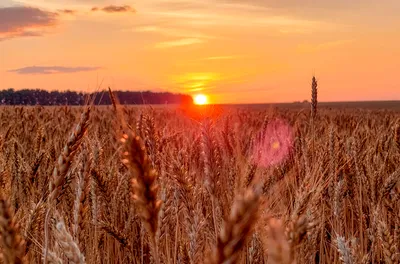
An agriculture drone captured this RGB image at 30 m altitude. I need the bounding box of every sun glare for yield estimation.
[194,94,208,105]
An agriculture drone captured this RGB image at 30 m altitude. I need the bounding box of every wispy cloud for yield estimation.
[58,9,77,15]
[216,0,373,10]
[297,39,354,53]
[134,26,160,33]
[91,5,136,13]
[146,8,326,33]
[215,0,400,26]
[0,6,58,41]
[134,25,214,40]
[154,38,204,49]
[201,55,239,61]
[153,1,208,11]
[8,66,101,75]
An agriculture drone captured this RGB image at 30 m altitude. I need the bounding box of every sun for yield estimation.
[193,94,208,105]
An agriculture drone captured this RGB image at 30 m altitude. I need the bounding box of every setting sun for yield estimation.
[193,94,208,105]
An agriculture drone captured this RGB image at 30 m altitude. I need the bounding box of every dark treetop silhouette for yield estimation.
[0,89,193,105]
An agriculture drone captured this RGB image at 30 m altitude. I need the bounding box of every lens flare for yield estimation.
[252,119,294,168]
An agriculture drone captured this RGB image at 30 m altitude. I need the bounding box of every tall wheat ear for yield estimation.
[121,132,162,264]
[48,107,91,204]
[210,187,260,264]
[311,76,318,119]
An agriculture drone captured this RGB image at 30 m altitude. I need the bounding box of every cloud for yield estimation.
[0,6,58,41]
[154,38,204,49]
[58,9,77,15]
[297,39,354,53]
[215,0,400,22]
[201,56,238,61]
[142,4,325,33]
[8,66,101,75]
[0,31,43,41]
[91,5,135,13]
[133,25,214,39]
[154,1,208,11]
[217,0,370,9]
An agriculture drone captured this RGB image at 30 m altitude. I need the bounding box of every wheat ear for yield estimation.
[53,219,85,264]
[211,188,260,264]
[121,132,162,264]
[0,198,26,264]
[44,107,90,264]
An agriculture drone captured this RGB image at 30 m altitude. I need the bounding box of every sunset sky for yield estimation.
[1,0,399,103]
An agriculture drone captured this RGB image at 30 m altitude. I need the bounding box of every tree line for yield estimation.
[0,89,193,105]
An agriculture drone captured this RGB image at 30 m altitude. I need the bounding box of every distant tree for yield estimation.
[0,89,193,106]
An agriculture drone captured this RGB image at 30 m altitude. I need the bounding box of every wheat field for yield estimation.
[0,101,399,263]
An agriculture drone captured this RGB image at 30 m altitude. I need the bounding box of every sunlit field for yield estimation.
[2,0,400,262]
[0,100,399,264]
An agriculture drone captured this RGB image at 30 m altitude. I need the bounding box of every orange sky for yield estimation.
[1,0,399,103]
